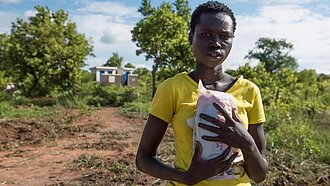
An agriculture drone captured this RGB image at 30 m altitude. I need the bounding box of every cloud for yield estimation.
[0,0,20,4]
[24,10,36,18]
[71,12,146,68]
[100,23,132,44]
[318,3,330,12]
[229,4,330,73]
[0,11,18,33]
[71,14,132,44]
[78,2,139,18]
[262,0,313,5]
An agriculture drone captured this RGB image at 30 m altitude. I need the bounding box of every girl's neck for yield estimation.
[192,64,226,85]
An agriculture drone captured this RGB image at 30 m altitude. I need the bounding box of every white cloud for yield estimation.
[0,11,18,33]
[24,10,36,18]
[100,23,132,44]
[262,0,313,5]
[72,1,150,69]
[0,0,20,4]
[134,63,148,69]
[228,4,330,74]
[71,12,148,69]
[318,4,330,12]
[71,14,132,44]
[78,2,139,18]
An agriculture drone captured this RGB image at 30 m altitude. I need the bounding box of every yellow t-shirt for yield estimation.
[150,72,266,186]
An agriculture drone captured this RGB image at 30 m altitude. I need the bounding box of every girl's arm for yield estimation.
[243,123,268,183]
[136,114,187,183]
[136,114,237,185]
[199,103,268,183]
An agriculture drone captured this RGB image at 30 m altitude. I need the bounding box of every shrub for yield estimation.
[119,102,150,118]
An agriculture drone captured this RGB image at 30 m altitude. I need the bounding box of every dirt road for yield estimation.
[0,107,170,186]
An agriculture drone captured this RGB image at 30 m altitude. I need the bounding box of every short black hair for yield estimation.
[189,1,236,40]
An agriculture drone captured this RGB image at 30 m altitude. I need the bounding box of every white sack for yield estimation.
[186,80,244,180]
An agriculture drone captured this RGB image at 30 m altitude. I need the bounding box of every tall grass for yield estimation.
[0,101,63,119]
[263,103,330,185]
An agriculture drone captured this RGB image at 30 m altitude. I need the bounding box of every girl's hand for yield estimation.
[184,141,238,185]
[198,103,255,152]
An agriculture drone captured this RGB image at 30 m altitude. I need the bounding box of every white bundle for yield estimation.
[186,80,244,180]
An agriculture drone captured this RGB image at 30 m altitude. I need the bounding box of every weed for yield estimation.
[119,102,150,119]
[73,154,104,170]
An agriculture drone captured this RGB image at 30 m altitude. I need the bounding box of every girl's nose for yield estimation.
[210,37,222,48]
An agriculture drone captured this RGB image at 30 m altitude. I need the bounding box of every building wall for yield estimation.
[90,66,138,86]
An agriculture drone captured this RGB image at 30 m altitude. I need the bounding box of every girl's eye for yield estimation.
[219,35,230,40]
[201,33,211,37]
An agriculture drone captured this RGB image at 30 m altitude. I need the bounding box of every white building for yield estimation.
[89,66,138,87]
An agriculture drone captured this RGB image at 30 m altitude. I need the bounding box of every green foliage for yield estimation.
[227,63,300,106]
[0,70,10,91]
[73,154,104,169]
[174,0,191,21]
[227,37,330,184]
[245,37,298,73]
[0,101,62,119]
[3,6,93,97]
[103,52,123,68]
[77,81,137,107]
[265,106,320,159]
[80,70,95,82]
[119,102,150,119]
[138,0,155,16]
[132,1,194,96]
[134,67,153,102]
[124,62,135,68]
[0,34,10,71]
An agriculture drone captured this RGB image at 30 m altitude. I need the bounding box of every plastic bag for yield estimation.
[186,80,244,180]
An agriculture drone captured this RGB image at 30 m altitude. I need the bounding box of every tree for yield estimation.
[174,0,190,20]
[124,62,135,68]
[104,52,123,68]
[138,0,154,16]
[4,6,93,97]
[227,63,299,106]
[0,34,8,70]
[245,38,298,73]
[132,1,194,97]
[297,69,318,99]
[134,67,152,102]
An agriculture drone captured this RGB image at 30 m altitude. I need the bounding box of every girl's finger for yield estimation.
[199,113,225,127]
[213,103,234,124]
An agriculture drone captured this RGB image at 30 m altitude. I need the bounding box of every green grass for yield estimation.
[262,105,330,185]
[73,154,104,170]
[0,101,63,119]
[119,101,150,119]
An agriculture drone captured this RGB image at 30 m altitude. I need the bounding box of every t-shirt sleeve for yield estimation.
[248,87,266,124]
[149,80,175,123]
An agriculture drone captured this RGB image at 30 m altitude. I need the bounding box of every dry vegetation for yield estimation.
[0,107,171,186]
[0,107,329,186]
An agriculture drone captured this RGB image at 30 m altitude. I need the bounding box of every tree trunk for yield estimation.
[28,73,39,97]
[304,89,308,100]
[151,58,162,98]
[71,76,77,98]
[152,64,157,98]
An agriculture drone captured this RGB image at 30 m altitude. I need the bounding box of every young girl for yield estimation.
[136,1,268,185]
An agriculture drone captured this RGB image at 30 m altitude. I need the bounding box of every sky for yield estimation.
[0,0,329,74]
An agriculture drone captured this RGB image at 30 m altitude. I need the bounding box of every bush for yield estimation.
[265,103,330,164]
[95,85,137,106]
[119,102,150,118]
[0,101,62,119]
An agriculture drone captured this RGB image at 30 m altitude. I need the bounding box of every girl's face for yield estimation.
[191,12,234,68]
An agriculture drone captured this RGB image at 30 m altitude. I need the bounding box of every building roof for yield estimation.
[89,66,135,71]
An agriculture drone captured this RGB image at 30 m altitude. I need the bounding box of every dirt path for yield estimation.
[0,107,166,186]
